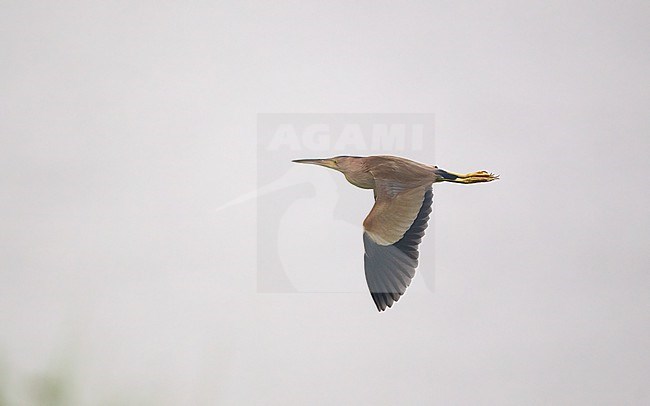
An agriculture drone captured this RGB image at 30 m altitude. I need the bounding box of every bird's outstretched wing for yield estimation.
[363,182,428,246]
[363,186,433,311]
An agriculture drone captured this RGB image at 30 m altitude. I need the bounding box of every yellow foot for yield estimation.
[460,171,499,183]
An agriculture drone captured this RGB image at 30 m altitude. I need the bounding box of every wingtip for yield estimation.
[372,292,401,312]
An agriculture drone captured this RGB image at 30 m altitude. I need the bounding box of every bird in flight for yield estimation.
[293,155,498,311]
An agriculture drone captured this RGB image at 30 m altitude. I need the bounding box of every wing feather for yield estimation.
[363,187,433,311]
[363,182,427,245]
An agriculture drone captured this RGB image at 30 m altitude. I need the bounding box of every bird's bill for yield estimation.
[292,158,338,170]
[434,168,499,184]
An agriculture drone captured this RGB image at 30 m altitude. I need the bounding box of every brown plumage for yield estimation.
[293,155,498,311]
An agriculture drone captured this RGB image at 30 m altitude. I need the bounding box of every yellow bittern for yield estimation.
[293,155,498,311]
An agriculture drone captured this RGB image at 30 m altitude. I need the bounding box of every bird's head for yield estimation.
[292,156,362,174]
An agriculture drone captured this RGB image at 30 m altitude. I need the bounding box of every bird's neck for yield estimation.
[344,171,375,189]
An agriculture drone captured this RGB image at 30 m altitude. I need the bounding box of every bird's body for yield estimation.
[338,155,437,190]
[293,155,498,311]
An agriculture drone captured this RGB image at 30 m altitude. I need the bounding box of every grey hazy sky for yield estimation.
[2,1,650,404]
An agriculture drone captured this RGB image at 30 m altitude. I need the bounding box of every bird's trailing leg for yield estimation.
[435,169,499,184]
[456,170,499,183]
